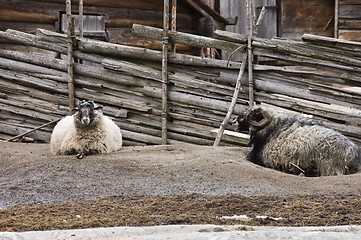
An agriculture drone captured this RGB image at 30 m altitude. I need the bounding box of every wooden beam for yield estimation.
[66,0,75,113]
[161,0,170,145]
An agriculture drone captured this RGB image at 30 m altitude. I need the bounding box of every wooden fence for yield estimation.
[0,25,361,146]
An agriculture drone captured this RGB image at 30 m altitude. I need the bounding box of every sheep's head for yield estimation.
[233,113,250,133]
[74,100,103,126]
[244,105,272,130]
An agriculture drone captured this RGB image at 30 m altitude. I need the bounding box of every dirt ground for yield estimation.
[1,142,361,232]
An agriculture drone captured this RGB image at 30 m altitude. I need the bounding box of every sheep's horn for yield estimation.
[245,106,272,129]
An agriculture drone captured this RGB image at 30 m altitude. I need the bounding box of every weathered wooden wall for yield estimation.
[220,0,335,43]
[281,0,334,39]
[337,0,361,41]
[219,0,247,61]
[0,0,223,55]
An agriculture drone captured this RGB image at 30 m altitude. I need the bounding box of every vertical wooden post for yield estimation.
[66,0,75,113]
[161,0,170,145]
[247,0,254,107]
[334,0,339,38]
[171,0,177,52]
[79,0,84,38]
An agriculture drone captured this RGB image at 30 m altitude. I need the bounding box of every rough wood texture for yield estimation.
[161,0,170,145]
[0,0,227,56]
[0,29,248,145]
[1,26,361,146]
[336,0,361,42]
[66,0,75,112]
[281,0,334,39]
[132,24,245,52]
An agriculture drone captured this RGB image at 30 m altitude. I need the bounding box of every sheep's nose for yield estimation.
[81,117,90,126]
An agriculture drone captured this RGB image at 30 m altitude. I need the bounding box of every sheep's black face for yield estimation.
[75,100,103,126]
[77,101,95,126]
[235,104,265,133]
[234,114,250,133]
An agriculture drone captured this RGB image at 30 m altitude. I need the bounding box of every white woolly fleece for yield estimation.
[50,112,122,156]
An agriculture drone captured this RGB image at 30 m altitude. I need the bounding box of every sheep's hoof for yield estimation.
[76,153,84,159]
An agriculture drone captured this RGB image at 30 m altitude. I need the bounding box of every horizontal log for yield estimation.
[0,53,66,77]
[0,99,59,122]
[253,37,361,68]
[0,65,151,113]
[0,75,67,105]
[213,29,248,44]
[254,92,361,124]
[132,24,245,52]
[0,49,154,89]
[143,86,248,115]
[302,33,361,48]
[36,28,241,69]
[1,29,66,53]
[102,58,239,98]
[0,122,51,142]
[252,47,361,78]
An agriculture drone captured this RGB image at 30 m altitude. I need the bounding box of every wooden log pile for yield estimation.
[0,24,361,145]
[0,26,249,146]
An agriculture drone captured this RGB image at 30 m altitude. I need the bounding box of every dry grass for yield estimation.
[1,194,361,232]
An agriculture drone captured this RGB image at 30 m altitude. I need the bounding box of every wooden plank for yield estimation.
[338,19,361,30]
[254,0,278,39]
[281,0,334,39]
[339,5,361,19]
[0,22,54,33]
[338,30,361,41]
[23,0,165,10]
[0,8,57,23]
[219,0,247,60]
[339,0,361,4]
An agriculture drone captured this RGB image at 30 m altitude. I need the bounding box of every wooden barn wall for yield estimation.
[337,0,361,41]
[281,0,334,39]
[221,0,334,48]
[0,0,204,55]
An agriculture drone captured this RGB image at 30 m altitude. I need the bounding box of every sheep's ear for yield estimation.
[71,107,78,114]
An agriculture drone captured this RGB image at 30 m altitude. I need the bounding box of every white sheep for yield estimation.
[50,100,123,158]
